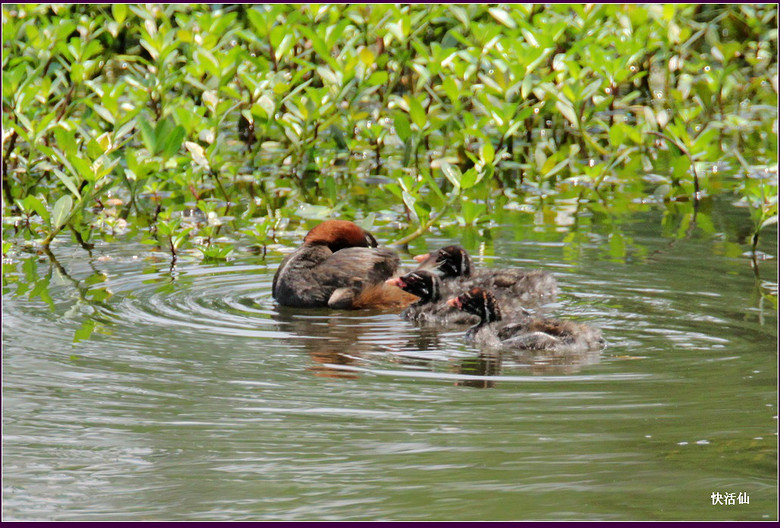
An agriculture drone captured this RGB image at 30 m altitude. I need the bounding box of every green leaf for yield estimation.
[53,127,78,156]
[67,152,94,182]
[556,101,578,127]
[246,8,268,37]
[185,141,209,169]
[441,76,460,104]
[488,7,516,28]
[402,139,413,167]
[420,170,447,203]
[609,124,626,147]
[543,158,569,178]
[534,146,547,172]
[257,94,275,120]
[329,125,348,150]
[20,195,49,221]
[51,195,73,230]
[461,200,486,224]
[393,112,412,142]
[402,190,419,224]
[297,203,333,219]
[52,168,82,200]
[672,156,691,180]
[138,117,156,154]
[86,138,103,160]
[460,168,478,190]
[760,215,778,229]
[71,62,85,83]
[155,118,175,145]
[480,142,495,165]
[316,65,339,86]
[93,105,114,125]
[367,70,388,86]
[408,96,426,130]
[160,125,186,159]
[111,4,127,24]
[194,49,221,78]
[440,161,461,189]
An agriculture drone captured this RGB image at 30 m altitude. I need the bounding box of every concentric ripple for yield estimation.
[106,263,284,339]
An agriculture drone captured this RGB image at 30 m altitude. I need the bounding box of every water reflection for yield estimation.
[272,307,372,380]
[2,199,777,521]
[453,352,502,388]
[271,300,605,386]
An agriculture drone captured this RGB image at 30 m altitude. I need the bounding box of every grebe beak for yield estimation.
[413,253,429,263]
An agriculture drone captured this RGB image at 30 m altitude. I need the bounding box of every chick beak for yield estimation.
[412,253,429,263]
[446,297,462,308]
[385,277,404,288]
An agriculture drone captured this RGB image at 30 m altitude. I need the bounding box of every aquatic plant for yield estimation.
[1,4,776,268]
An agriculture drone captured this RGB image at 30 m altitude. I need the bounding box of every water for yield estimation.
[2,203,777,521]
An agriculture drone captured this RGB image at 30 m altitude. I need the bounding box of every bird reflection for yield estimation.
[453,351,502,389]
[271,305,601,385]
[505,346,602,376]
[271,306,393,380]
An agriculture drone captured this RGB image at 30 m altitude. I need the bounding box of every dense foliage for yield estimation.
[2,4,777,264]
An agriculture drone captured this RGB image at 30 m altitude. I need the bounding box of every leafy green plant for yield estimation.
[0,3,776,272]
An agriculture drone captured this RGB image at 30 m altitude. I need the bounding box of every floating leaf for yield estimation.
[73,319,96,343]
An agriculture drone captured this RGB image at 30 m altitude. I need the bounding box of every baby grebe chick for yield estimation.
[386,270,480,325]
[447,287,605,353]
[272,220,416,309]
[414,245,558,304]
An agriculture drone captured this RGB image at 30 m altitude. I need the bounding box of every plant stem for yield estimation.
[391,191,459,246]
[647,130,700,198]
